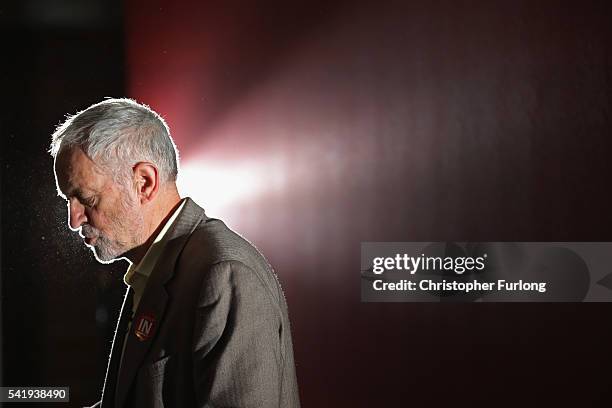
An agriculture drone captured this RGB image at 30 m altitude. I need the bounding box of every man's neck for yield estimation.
[124,194,183,265]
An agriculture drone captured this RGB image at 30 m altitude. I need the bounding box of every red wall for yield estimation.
[125,1,612,405]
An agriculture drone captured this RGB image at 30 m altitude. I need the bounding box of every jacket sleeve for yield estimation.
[192,260,284,407]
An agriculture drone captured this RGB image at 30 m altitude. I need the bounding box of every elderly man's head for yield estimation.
[50,98,180,263]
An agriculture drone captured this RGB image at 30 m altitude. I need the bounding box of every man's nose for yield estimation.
[68,199,87,230]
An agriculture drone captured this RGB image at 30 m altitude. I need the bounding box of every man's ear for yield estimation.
[132,162,159,204]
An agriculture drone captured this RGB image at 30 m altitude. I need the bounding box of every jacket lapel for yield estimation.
[113,198,206,408]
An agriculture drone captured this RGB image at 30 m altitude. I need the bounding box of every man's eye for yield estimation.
[82,197,95,207]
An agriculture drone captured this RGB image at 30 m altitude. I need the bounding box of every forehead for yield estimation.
[54,147,110,198]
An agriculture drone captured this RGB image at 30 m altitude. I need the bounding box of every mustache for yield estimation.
[80,225,100,239]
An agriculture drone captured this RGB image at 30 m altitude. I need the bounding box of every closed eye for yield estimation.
[72,193,95,208]
[82,196,96,207]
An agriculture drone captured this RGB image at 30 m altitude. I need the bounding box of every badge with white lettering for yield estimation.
[134,313,156,341]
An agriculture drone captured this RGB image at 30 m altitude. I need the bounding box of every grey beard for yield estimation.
[91,234,126,263]
[85,193,144,263]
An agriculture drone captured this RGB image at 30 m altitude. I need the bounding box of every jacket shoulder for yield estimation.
[175,217,285,305]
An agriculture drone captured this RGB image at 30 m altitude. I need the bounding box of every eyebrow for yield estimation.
[61,187,91,201]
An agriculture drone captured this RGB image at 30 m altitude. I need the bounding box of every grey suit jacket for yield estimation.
[92,198,300,408]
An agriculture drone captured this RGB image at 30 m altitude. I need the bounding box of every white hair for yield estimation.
[49,98,179,183]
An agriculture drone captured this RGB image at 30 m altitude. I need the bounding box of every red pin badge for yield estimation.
[134,313,156,341]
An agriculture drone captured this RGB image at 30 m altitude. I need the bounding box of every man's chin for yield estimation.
[90,246,123,264]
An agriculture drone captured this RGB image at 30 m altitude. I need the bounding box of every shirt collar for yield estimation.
[124,198,187,286]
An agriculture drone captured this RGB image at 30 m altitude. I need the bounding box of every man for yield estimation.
[50,98,300,408]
